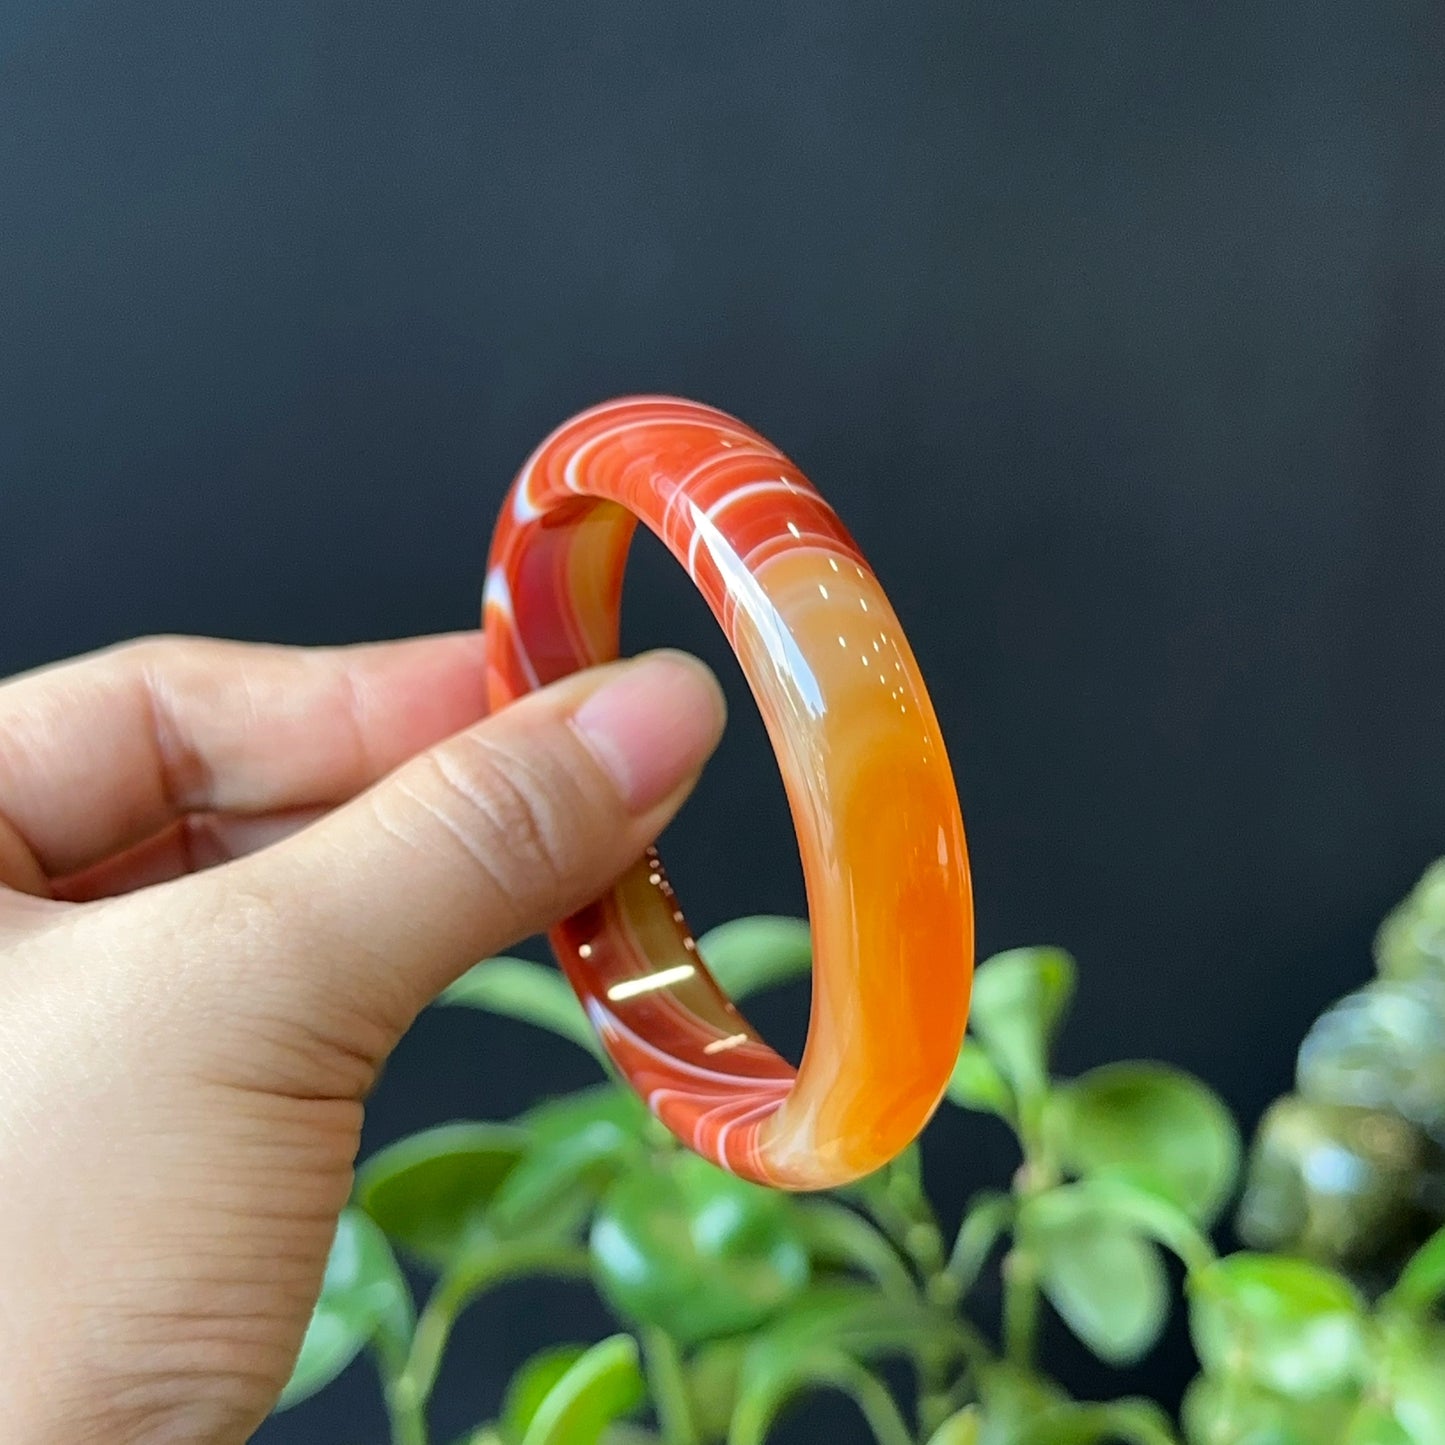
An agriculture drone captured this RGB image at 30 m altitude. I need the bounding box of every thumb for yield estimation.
[195,648,726,1051]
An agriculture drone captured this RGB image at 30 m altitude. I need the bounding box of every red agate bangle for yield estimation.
[484,397,973,1189]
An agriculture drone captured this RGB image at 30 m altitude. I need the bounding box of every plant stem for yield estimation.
[1000,1090,1059,1371]
[797,1200,917,1301]
[913,1314,952,1436]
[1001,1164,1050,1369]
[858,1153,948,1281]
[824,1357,915,1445]
[934,1191,1014,1309]
[1001,1242,1041,1368]
[384,1376,431,1445]
[642,1328,699,1445]
[398,1240,592,1408]
[916,1350,957,1440]
[855,1153,1003,1427]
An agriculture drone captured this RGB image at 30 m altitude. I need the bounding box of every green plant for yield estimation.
[1236,862,1445,1280]
[275,869,1445,1445]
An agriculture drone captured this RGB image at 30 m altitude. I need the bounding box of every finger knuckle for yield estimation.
[110,633,191,668]
[424,732,586,904]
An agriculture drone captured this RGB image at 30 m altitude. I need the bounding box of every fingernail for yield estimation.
[571,650,727,813]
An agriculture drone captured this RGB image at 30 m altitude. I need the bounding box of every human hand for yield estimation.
[0,634,725,1443]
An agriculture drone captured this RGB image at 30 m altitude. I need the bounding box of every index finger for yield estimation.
[0,632,488,882]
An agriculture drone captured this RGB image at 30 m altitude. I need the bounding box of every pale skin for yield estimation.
[0,634,726,1443]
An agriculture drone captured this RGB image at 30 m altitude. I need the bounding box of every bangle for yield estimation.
[485,396,972,1189]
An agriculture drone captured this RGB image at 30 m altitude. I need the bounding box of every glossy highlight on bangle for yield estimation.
[484,397,973,1190]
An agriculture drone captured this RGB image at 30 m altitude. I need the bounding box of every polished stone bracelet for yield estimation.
[485,396,973,1189]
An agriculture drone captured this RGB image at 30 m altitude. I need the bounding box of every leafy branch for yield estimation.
[273,868,1445,1445]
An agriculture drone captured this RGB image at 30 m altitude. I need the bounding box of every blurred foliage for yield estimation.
[1238,861,1445,1281]
[276,877,1445,1444]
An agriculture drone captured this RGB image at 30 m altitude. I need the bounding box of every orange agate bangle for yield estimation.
[484,397,973,1189]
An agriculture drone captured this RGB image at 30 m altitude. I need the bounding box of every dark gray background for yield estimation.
[3,2,1443,1440]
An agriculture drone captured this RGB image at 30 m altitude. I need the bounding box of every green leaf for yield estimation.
[967,947,1077,1099]
[501,1345,591,1441]
[277,1312,368,1413]
[520,1084,652,1140]
[276,1208,414,1410]
[1344,1404,1416,1445]
[1374,858,1445,983]
[590,1153,810,1345]
[1029,1210,1170,1365]
[944,1191,1015,1298]
[1181,1375,1356,1445]
[1014,1399,1180,1445]
[927,1408,983,1445]
[519,1335,646,1445]
[440,957,601,1057]
[1024,1177,1213,1275]
[729,1342,914,1445]
[355,1122,529,1268]
[695,915,812,1000]
[734,1300,936,1445]
[1188,1253,1367,1400]
[1236,1097,1424,1263]
[1049,1063,1241,1225]
[724,1280,974,1445]
[1371,1320,1445,1445]
[795,1198,915,1299]
[1348,1321,1445,1444]
[1296,978,1445,1137]
[740,1283,965,1378]
[974,1363,1069,1445]
[492,1088,651,1237]
[640,1328,698,1445]
[688,1339,747,1441]
[1382,1224,1445,1318]
[948,1040,1017,1119]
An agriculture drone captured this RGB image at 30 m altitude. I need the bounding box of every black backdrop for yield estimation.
[3,3,1444,1440]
